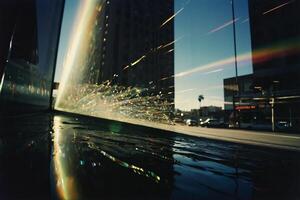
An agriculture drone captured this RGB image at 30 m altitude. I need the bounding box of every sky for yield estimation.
[54,0,253,111]
[174,0,252,110]
[55,0,79,83]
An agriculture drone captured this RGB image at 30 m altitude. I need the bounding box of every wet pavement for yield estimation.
[0,112,300,200]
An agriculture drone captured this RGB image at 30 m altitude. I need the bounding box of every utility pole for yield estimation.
[231,0,240,128]
[271,97,275,132]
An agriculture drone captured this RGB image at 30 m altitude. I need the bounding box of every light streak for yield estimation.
[241,18,249,24]
[94,148,161,182]
[131,55,146,66]
[123,55,146,70]
[160,7,184,28]
[263,0,294,15]
[53,116,78,200]
[204,69,223,74]
[165,49,174,54]
[56,0,102,107]
[207,18,239,35]
[161,37,182,49]
[123,36,182,71]
[176,88,196,94]
[0,72,5,92]
[174,37,300,79]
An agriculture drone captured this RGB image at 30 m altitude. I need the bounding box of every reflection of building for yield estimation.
[0,0,64,113]
[224,0,300,131]
[224,74,272,129]
[86,0,174,99]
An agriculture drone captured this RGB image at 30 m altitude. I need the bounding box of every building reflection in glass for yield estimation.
[0,0,64,113]
[55,0,175,124]
[54,0,300,133]
[224,0,300,132]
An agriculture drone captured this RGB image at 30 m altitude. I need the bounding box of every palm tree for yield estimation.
[198,95,204,117]
[198,94,204,108]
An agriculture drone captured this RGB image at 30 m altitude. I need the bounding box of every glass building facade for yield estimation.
[52,0,300,133]
[0,0,299,133]
[1,1,300,199]
[0,0,64,113]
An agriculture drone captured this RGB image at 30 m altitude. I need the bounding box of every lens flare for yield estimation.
[53,116,78,200]
[56,0,104,108]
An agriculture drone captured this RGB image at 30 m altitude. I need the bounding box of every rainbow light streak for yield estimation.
[167,37,300,80]
[56,0,103,108]
[53,116,78,200]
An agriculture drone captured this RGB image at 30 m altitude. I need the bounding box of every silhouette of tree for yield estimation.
[198,94,204,109]
[198,95,204,117]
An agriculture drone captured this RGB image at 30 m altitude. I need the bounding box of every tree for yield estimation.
[198,95,204,117]
[198,94,204,108]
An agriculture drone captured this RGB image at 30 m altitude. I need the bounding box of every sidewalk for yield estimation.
[55,111,300,152]
[114,117,300,151]
[166,125,300,151]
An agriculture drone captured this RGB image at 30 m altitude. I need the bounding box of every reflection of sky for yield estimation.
[55,0,253,111]
[55,0,79,82]
[175,0,252,110]
[36,0,65,78]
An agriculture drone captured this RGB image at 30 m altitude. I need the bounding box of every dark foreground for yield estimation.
[0,112,299,200]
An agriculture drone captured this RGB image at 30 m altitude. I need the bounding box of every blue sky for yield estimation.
[55,0,253,110]
[55,0,79,83]
[174,0,252,110]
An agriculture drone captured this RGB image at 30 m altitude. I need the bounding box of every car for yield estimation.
[200,118,223,128]
[186,119,198,126]
[276,121,292,130]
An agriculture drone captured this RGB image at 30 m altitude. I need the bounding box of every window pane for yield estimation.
[55,0,300,133]
[0,0,64,113]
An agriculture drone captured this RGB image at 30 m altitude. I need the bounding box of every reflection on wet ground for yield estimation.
[0,112,300,200]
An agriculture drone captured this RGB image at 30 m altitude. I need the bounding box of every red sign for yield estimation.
[235,105,256,110]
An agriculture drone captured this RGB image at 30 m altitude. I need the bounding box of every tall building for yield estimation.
[249,0,300,93]
[223,0,300,131]
[85,0,174,100]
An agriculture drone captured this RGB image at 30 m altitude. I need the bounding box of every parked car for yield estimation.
[276,121,292,130]
[200,118,223,128]
[186,119,198,126]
